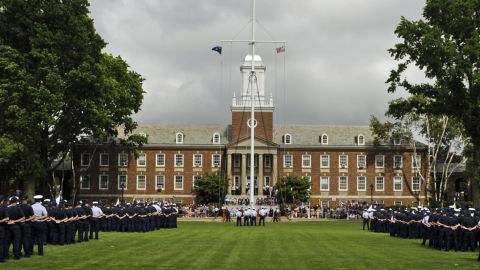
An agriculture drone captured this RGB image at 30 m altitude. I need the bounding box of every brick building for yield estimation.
[74,55,428,207]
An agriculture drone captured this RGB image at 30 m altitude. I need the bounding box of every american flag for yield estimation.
[276,46,285,53]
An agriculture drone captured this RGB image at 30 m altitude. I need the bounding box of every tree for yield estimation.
[370,115,465,207]
[386,0,480,205]
[0,0,145,197]
[192,172,229,205]
[275,175,311,204]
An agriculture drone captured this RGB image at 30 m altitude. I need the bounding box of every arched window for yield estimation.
[357,134,365,145]
[176,132,184,144]
[283,133,292,144]
[213,132,220,144]
[321,134,328,145]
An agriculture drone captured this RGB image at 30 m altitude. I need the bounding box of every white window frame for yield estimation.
[339,176,348,191]
[193,154,202,167]
[98,174,109,190]
[212,154,221,168]
[264,176,271,187]
[357,155,366,169]
[339,155,348,169]
[118,175,127,190]
[394,201,402,206]
[233,175,240,189]
[99,153,109,167]
[320,155,330,169]
[320,176,329,191]
[118,153,128,167]
[193,175,201,188]
[302,154,311,168]
[321,134,328,145]
[393,176,402,191]
[375,155,385,168]
[174,175,184,190]
[264,155,272,168]
[412,155,421,169]
[284,154,293,168]
[375,176,384,191]
[357,176,366,191]
[81,153,90,167]
[136,175,146,190]
[176,132,184,144]
[284,134,292,144]
[357,134,365,145]
[394,137,401,145]
[393,155,403,169]
[175,154,184,167]
[212,133,221,144]
[137,153,146,167]
[412,176,421,191]
[156,175,165,190]
[156,154,165,167]
[80,175,90,190]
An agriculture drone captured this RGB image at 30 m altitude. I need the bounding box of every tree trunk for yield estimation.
[471,145,480,207]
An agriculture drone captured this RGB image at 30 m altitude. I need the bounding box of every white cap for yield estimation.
[469,208,475,211]
[454,209,460,212]
[92,201,98,205]
[33,195,43,200]
[44,199,51,202]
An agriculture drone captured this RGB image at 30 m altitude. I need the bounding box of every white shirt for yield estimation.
[32,202,48,221]
[91,206,104,217]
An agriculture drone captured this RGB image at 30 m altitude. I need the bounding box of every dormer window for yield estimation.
[393,137,401,145]
[213,132,221,144]
[176,132,184,144]
[321,134,328,145]
[283,134,292,144]
[357,134,365,145]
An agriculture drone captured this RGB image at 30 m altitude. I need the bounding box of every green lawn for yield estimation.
[4,220,478,270]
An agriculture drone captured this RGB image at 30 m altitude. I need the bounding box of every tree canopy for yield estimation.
[275,175,311,204]
[192,172,229,205]
[0,0,145,196]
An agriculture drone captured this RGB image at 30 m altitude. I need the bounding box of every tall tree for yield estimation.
[387,0,480,205]
[0,0,145,196]
[192,172,229,205]
[275,175,311,204]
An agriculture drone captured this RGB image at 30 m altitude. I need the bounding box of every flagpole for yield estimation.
[249,0,256,208]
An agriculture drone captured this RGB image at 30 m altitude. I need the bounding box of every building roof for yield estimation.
[134,124,229,145]
[272,125,373,146]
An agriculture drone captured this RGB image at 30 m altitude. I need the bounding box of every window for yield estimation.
[339,155,348,168]
[339,176,348,191]
[118,153,128,167]
[156,154,165,167]
[137,153,146,167]
[375,176,384,191]
[99,175,109,190]
[284,155,293,168]
[320,176,329,191]
[156,175,165,190]
[213,133,221,144]
[264,155,272,168]
[233,155,241,168]
[320,155,330,168]
[306,175,312,190]
[284,134,292,144]
[264,176,271,187]
[393,155,403,169]
[233,175,240,189]
[193,154,202,167]
[175,154,184,167]
[412,176,421,191]
[375,155,384,168]
[118,175,127,190]
[176,132,184,144]
[136,175,146,190]
[212,154,221,167]
[321,134,328,145]
[81,153,90,166]
[302,154,311,168]
[357,155,366,169]
[412,155,421,169]
[99,153,109,166]
[193,175,201,188]
[357,176,366,191]
[174,175,184,190]
[394,176,402,191]
[357,134,365,145]
[394,201,402,206]
[247,155,258,167]
[80,175,90,190]
[393,137,401,145]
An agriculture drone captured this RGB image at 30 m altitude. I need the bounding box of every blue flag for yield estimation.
[212,46,222,54]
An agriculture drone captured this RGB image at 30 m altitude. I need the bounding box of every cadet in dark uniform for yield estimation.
[19,196,34,257]
[7,197,24,260]
[0,195,8,263]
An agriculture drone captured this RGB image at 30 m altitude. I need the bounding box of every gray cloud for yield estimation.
[89,0,426,125]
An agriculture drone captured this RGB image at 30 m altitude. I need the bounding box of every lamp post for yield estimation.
[370,184,374,205]
[120,183,125,204]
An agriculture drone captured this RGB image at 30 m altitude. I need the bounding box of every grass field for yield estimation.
[3,220,479,270]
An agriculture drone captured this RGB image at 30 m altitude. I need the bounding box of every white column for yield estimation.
[258,154,264,195]
[241,154,247,195]
[272,154,278,186]
[227,154,232,194]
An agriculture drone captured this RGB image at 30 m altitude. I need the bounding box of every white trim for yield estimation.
[156,175,165,190]
[339,176,348,191]
[412,155,421,169]
[212,154,221,168]
[80,175,90,190]
[393,176,402,191]
[117,175,127,190]
[375,176,385,191]
[320,176,329,191]
[357,176,366,191]
[175,132,184,144]
[193,175,201,188]
[193,154,203,167]
[339,155,348,169]
[412,176,421,191]
[284,133,292,144]
[118,153,128,167]
[212,132,221,144]
[174,175,184,190]
[175,154,184,167]
[156,153,165,167]
[357,134,365,145]
[137,153,146,167]
[357,155,366,169]
[264,176,271,187]
[136,175,146,190]
[99,153,109,167]
[375,155,384,168]
[302,154,311,168]
[321,134,328,145]
[283,154,293,168]
[320,155,330,169]
[393,155,403,169]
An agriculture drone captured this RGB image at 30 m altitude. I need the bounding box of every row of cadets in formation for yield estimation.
[233,207,280,226]
[0,195,178,263]
[362,205,480,261]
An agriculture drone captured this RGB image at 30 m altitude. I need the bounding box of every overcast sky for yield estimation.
[89,0,426,126]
